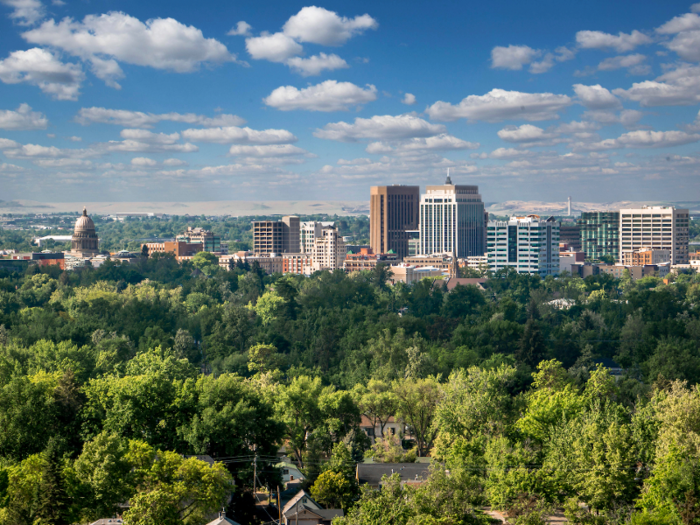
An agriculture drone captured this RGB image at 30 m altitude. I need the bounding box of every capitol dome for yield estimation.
[70,207,100,257]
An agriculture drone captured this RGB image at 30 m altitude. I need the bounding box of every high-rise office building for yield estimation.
[252,216,300,255]
[419,173,486,257]
[580,211,620,261]
[559,223,582,252]
[300,221,335,254]
[370,185,420,259]
[619,206,689,264]
[487,215,560,276]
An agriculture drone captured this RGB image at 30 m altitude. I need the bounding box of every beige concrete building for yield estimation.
[300,221,334,254]
[619,206,689,265]
[388,264,445,284]
[403,253,459,277]
[313,226,346,271]
[144,241,202,261]
[370,185,419,260]
[252,216,300,255]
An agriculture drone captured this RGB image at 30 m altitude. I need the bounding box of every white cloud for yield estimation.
[576,130,700,151]
[662,30,700,62]
[32,158,93,168]
[613,64,700,106]
[497,124,559,144]
[131,157,157,167]
[317,154,476,182]
[401,93,416,105]
[597,54,648,72]
[491,45,540,70]
[263,80,377,112]
[575,30,652,52]
[0,162,26,172]
[583,109,644,127]
[0,138,21,149]
[426,88,572,122]
[227,21,252,36]
[284,53,348,76]
[228,144,310,157]
[282,6,377,46]
[163,158,188,166]
[365,134,479,154]
[314,114,446,142]
[103,140,198,153]
[0,0,44,25]
[573,84,621,109]
[555,120,600,134]
[120,129,180,144]
[246,32,302,62]
[75,107,246,128]
[0,103,47,130]
[22,12,235,88]
[4,143,99,159]
[490,147,531,159]
[656,12,700,34]
[67,136,81,141]
[181,126,297,145]
[529,54,556,74]
[0,47,84,100]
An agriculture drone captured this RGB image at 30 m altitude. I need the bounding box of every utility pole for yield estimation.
[252,446,257,499]
[277,486,281,524]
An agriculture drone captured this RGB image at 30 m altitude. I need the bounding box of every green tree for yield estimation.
[393,377,440,457]
[310,471,355,510]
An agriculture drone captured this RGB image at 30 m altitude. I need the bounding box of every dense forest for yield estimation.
[1,250,700,524]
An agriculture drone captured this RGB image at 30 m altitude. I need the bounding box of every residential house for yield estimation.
[282,490,343,525]
[276,456,306,484]
[360,415,403,442]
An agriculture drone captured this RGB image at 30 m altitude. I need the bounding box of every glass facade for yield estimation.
[580,212,619,261]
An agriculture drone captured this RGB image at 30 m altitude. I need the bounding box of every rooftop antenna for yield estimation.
[445,168,452,185]
[567,196,572,217]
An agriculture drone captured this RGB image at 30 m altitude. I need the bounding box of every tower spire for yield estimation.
[445,168,452,185]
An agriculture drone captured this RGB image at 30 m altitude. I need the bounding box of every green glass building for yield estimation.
[580,211,619,260]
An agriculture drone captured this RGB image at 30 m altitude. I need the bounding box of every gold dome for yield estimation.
[74,207,96,233]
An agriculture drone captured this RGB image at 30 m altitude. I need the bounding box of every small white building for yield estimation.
[276,456,305,484]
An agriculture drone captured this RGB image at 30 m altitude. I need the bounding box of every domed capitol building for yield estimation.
[70,207,100,257]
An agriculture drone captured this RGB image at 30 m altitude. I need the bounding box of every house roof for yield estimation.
[205,517,241,525]
[283,504,344,520]
[89,520,123,525]
[357,463,431,486]
[282,489,320,515]
[360,415,396,427]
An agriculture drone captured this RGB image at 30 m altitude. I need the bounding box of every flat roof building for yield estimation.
[487,215,560,276]
[619,206,689,265]
[252,216,300,255]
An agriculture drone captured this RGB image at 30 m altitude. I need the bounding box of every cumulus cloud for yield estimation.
[282,6,377,46]
[583,109,644,127]
[497,124,560,145]
[0,138,21,149]
[131,157,157,167]
[655,11,700,62]
[575,29,652,52]
[597,54,649,74]
[67,136,81,141]
[426,88,572,122]
[365,134,479,155]
[75,107,245,128]
[22,12,235,88]
[245,32,303,62]
[163,158,188,166]
[181,126,297,145]
[0,47,84,100]
[228,144,310,157]
[263,80,377,112]
[0,103,47,130]
[491,45,540,70]
[3,142,100,159]
[227,21,252,36]
[0,0,44,25]
[285,53,348,76]
[402,93,416,105]
[317,154,477,182]
[613,63,700,106]
[576,130,700,151]
[573,84,621,109]
[314,114,446,142]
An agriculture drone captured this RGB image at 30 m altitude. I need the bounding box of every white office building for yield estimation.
[419,173,486,257]
[313,226,346,271]
[300,221,335,254]
[487,215,560,276]
[619,206,689,265]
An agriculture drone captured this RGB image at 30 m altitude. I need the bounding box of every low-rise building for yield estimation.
[343,248,399,272]
[388,264,446,284]
[598,264,658,280]
[282,253,314,275]
[403,253,458,277]
[11,251,65,269]
[459,255,488,272]
[622,247,671,266]
[559,250,586,274]
[143,241,202,261]
[177,227,222,253]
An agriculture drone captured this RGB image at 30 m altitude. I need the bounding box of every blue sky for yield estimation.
[1,0,700,204]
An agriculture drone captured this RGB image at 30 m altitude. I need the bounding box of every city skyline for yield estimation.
[1,0,700,203]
